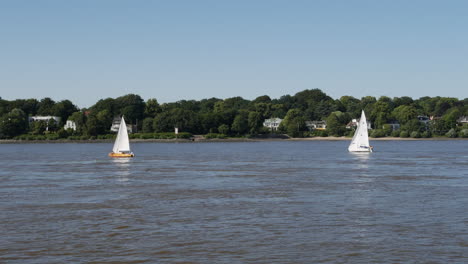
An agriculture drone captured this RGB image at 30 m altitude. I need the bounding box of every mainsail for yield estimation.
[112,116,131,153]
[348,110,371,152]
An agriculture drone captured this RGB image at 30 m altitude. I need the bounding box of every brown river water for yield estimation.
[1,140,468,263]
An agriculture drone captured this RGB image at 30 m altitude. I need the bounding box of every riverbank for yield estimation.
[1,136,467,144]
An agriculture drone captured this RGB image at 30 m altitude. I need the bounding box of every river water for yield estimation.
[1,140,468,263]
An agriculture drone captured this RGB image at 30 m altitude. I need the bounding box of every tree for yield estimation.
[0,109,28,138]
[252,95,271,104]
[442,107,461,128]
[142,117,154,133]
[392,105,418,125]
[247,111,263,134]
[393,96,414,107]
[340,96,361,118]
[218,124,229,135]
[279,109,307,137]
[37,97,56,116]
[326,112,346,136]
[53,100,79,125]
[231,111,249,135]
[31,120,48,135]
[370,100,392,129]
[435,97,457,116]
[144,98,161,118]
[294,89,332,110]
[153,108,199,133]
[92,98,115,114]
[115,94,145,124]
[68,111,86,134]
[85,110,112,136]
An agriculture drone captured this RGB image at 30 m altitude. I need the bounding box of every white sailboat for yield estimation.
[348,110,373,152]
[109,116,134,157]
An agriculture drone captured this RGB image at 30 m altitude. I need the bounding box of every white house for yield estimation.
[29,116,61,131]
[110,116,133,133]
[263,118,283,131]
[305,120,327,131]
[457,116,468,124]
[346,118,372,130]
[64,120,77,131]
[29,116,61,123]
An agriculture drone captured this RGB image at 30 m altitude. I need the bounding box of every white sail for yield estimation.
[348,110,372,152]
[112,116,131,153]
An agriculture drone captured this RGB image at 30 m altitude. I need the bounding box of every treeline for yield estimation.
[1,89,468,140]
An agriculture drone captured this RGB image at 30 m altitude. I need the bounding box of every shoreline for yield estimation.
[0,136,467,144]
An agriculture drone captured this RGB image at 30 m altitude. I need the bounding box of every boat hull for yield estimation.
[348,147,373,152]
[109,152,134,158]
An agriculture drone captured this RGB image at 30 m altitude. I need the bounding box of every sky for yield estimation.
[1,0,467,108]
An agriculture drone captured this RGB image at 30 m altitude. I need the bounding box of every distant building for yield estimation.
[64,120,77,131]
[417,115,430,125]
[385,122,400,131]
[305,120,327,131]
[457,116,468,124]
[29,116,61,131]
[263,118,282,131]
[29,116,61,123]
[110,116,133,133]
[346,118,372,130]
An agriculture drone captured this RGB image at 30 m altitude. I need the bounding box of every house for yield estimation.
[457,116,468,124]
[64,120,77,131]
[385,122,400,131]
[29,116,61,131]
[29,116,61,123]
[417,115,430,125]
[110,116,133,133]
[305,120,327,131]
[263,118,282,131]
[346,118,372,130]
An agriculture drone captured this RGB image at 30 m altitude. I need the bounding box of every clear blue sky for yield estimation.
[1,0,467,108]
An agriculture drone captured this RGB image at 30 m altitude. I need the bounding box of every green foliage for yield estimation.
[153,108,199,133]
[218,124,230,135]
[382,124,393,136]
[0,108,28,138]
[340,96,361,118]
[391,130,400,137]
[430,119,450,136]
[442,108,461,128]
[410,131,421,138]
[421,131,432,138]
[68,111,86,133]
[53,100,79,125]
[205,133,227,139]
[370,129,386,138]
[326,111,346,136]
[401,119,425,133]
[115,94,145,123]
[370,99,393,129]
[142,117,154,133]
[231,111,249,135]
[446,128,457,138]
[280,109,307,137]
[400,131,409,138]
[247,111,263,134]
[392,105,418,125]
[459,129,468,138]
[144,98,161,117]
[37,97,56,116]
[1,90,468,140]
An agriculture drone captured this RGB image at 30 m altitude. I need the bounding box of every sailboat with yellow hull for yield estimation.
[109,116,134,158]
